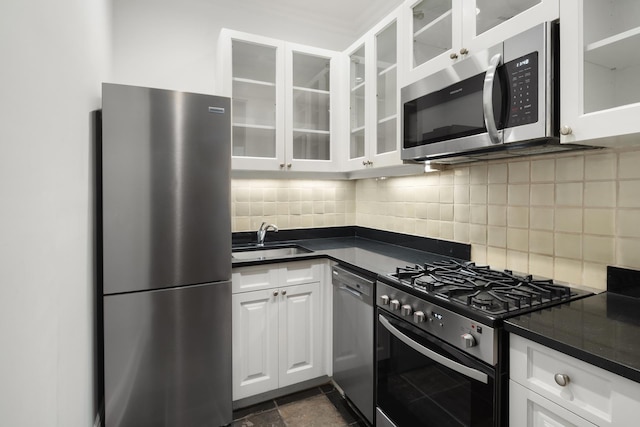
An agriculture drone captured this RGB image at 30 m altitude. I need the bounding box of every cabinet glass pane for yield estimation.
[293,90,330,130]
[350,45,366,160]
[583,0,640,113]
[293,53,330,90]
[475,0,540,36]
[376,21,397,155]
[292,132,330,160]
[413,0,452,68]
[232,126,276,158]
[232,40,276,83]
[231,40,277,158]
[350,129,365,159]
[292,52,331,161]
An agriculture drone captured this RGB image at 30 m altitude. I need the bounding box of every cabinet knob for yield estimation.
[450,53,459,60]
[273,290,279,296]
[286,163,292,169]
[460,47,469,55]
[363,160,368,166]
[282,289,287,295]
[279,163,285,169]
[560,125,573,135]
[554,373,570,387]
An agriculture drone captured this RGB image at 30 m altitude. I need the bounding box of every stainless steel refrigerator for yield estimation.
[99,83,232,427]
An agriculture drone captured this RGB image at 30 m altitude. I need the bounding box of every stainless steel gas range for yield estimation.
[375,260,592,427]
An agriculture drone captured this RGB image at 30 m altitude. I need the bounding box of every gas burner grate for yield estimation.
[390,259,575,315]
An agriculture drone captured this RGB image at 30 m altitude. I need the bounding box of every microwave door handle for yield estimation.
[379,314,489,384]
[483,53,503,145]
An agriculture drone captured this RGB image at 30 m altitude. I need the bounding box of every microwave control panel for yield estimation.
[503,52,538,128]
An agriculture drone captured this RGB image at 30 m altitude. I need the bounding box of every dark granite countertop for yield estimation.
[232,236,462,279]
[505,292,640,383]
[231,226,470,278]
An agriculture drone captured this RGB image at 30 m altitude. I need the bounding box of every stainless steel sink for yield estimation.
[232,245,312,261]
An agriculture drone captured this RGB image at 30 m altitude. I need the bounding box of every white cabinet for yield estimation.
[345,9,403,171]
[231,261,327,401]
[403,0,559,84]
[509,334,640,427]
[560,0,640,146]
[218,29,339,172]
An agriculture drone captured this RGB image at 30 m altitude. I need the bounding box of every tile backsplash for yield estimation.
[232,146,640,290]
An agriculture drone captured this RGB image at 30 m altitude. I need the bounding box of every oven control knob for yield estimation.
[390,299,401,311]
[461,333,476,348]
[413,311,425,323]
[401,304,412,316]
[380,295,390,305]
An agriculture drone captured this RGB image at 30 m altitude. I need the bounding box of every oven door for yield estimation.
[376,311,497,427]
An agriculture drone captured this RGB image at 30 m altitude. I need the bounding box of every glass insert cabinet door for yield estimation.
[231,40,277,159]
[474,0,541,36]
[349,44,366,160]
[411,0,453,69]
[376,21,398,157]
[291,52,331,161]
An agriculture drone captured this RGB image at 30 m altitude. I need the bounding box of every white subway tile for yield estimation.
[441,204,454,221]
[618,180,640,208]
[471,245,487,264]
[556,156,584,182]
[583,235,615,264]
[617,209,640,237]
[507,250,529,273]
[530,183,555,206]
[454,222,470,243]
[470,165,488,184]
[619,150,640,179]
[507,228,529,251]
[454,185,470,204]
[582,262,607,290]
[440,185,454,203]
[584,181,616,207]
[617,238,640,269]
[508,161,530,183]
[508,184,530,206]
[554,233,582,259]
[585,152,617,181]
[488,205,507,226]
[470,224,487,245]
[530,207,554,230]
[529,231,554,255]
[487,226,507,247]
[554,258,583,284]
[555,182,583,206]
[440,221,454,240]
[487,247,507,269]
[470,185,488,204]
[584,208,615,236]
[531,158,555,182]
[488,184,507,205]
[507,206,529,228]
[529,254,554,278]
[488,164,508,183]
[454,204,470,223]
[470,205,487,224]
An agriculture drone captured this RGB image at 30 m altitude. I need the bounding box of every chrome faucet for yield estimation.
[257,222,278,246]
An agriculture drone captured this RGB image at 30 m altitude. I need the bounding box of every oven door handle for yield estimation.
[379,314,489,384]
[483,53,503,145]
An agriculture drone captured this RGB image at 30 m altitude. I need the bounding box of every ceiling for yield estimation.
[240,0,405,48]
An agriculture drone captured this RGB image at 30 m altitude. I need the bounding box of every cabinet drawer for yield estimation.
[510,334,640,427]
[232,264,280,294]
[281,260,323,287]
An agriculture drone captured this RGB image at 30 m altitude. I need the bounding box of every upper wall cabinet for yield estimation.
[345,9,403,171]
[218,29,340,172]
[559,0,640,146]
[403,0,559,85]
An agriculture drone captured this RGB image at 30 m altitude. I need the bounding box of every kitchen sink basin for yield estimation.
[232,245,313,261]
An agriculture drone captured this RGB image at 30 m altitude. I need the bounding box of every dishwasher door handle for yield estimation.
[338,284,363,300]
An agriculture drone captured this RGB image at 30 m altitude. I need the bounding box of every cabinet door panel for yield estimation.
[232,290,279,400]
[510,380,597,427]
[278,282,322,387]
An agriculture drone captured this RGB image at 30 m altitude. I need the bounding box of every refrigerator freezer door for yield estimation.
[104,281,232,427]
[101,84,231,294]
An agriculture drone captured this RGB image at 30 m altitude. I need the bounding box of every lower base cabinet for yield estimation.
[509,334,640,427]
[232,261,326,401]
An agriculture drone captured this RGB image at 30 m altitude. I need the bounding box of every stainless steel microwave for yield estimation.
[401,21,588,164]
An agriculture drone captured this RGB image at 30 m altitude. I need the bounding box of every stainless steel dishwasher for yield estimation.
[332,265,375,424]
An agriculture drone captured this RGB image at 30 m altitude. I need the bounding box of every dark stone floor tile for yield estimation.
[325,390,360,425]
[232,400,276,420]
[274,386,322,406]
[278,394,347,427]
[231,408,285,427]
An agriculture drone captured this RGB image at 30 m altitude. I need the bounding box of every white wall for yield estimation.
[111,0,360,94]
[0,0,110,425]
